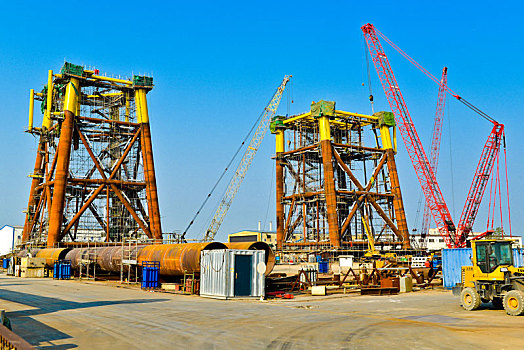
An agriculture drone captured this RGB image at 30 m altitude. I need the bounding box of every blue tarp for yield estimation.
[442,248,523,289]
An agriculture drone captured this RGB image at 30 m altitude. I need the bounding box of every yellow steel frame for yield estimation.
[282,110,378,128]
[281,109,397,151]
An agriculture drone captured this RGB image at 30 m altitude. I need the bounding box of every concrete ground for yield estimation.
[1,274,523,349]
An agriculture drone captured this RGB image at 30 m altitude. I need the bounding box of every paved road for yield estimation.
[1,274,523,349]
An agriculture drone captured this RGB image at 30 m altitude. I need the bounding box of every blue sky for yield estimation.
[1,1,523,241]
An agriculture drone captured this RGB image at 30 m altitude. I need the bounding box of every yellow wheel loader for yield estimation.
[453,239,524,316]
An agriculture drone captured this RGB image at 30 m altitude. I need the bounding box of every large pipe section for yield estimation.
[60,242,226,276]
[135,89,162,242]
[97,246,143,272]
[319,114,340,248]
[225,242,275,276]
[18,242,273,276]
[35,248,71,267]
[275,129,285,251]
[380,124,410,249]
[47,78,79,247]
[16,248,41,258]
[385,149,410,249]
[137,242,226,276]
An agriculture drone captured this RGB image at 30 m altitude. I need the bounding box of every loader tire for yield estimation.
[492,297,503,310]
[503,290,524,316]
[461,287,481,311]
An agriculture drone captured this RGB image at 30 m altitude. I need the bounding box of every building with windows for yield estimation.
[412,228,522,251]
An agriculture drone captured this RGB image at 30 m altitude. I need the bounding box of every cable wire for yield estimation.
[181,100,271,239]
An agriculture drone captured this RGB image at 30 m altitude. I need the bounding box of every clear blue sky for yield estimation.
[1,1,523,242]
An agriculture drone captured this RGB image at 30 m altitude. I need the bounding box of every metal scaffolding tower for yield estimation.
[272,101,410,254]
[22,62,162,247]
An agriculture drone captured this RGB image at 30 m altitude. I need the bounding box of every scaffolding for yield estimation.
[272,101,410,256]
[22,62,162,247]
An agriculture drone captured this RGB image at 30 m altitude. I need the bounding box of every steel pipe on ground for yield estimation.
[35,248,71,267]
[97,246,144,272]
[63,243,227,276]
[16,248,41,258]
[224,242,275,275]
[137,242,227,276]
[64,248,102,270]
[64,246,144,272]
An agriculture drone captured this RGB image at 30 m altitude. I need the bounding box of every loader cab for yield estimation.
[473,240,513,274]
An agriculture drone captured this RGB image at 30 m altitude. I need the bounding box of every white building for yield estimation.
[412,228,464,251]
[0,225,23,256]
[412,228,522,251]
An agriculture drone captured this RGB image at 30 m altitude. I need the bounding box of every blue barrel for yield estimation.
[54,262,61,279]
[141,261,160,289]
[61,262,71,279]
[54,260,71,279]
[318,260,329,273]
[316,255,322,263]
[432,258,441,269]
[2,258,9,269]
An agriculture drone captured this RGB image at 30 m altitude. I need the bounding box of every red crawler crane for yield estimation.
[420,67,448,246]
[456,123,505,246]
[362,23,507,248]
[362,24,456,248]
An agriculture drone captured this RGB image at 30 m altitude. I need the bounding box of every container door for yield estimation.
[234,254,252,296]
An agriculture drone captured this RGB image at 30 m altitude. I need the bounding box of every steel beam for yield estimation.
[47,78,79,247]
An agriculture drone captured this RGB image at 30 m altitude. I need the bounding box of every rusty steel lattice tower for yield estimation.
[271,101,410,253]
[22,62,162,247]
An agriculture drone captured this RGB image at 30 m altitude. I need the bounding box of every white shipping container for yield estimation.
[200,249,265,299]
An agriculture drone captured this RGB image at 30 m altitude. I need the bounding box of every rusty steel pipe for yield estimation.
[275,155,285,251]
[224,242,275,275]
[16,248,41,258]
[385,149,411,249]
[35,248,71,267]
[64,247,104,270]
[22,137,46,242]
[47,110,75,247]
[62,243,227,276]
[320,140,340,248]
[96,245,144,272]
[137,242,226,276]
[140,123,162,241]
